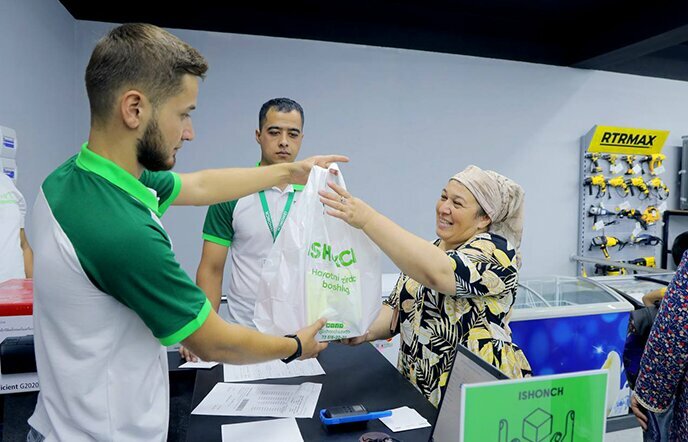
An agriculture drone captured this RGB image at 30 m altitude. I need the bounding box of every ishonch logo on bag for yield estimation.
[308,242,357,267]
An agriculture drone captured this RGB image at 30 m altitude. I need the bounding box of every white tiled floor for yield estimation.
[605,427,642,441]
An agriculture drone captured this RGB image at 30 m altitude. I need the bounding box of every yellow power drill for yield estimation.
[601,153,619,173]
[584,175,607,198]
[607,176,629,197]
[585,153,602,173]
[640,154,666,175]
[623,155,637,175]
[589,236,626,258]
[627,177,650,199]
[647,177,669,200]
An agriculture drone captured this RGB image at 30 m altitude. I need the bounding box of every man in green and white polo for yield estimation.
[196,98,305,326]
[27,24,341,442]
[180,99,307,362]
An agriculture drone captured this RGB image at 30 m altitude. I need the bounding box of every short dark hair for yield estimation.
[259,98,304,130]
[85,23,208,125]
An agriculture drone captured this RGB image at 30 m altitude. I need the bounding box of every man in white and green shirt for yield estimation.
[27,24,339,442]
[198,98,305,326]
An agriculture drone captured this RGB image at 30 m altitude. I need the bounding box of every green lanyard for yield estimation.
[259,190,295,242]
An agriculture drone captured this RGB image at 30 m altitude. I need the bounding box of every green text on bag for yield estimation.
[308,242,357,267]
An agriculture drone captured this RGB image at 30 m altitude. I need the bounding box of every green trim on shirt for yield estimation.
[159,298,212,346]
[158,173,181,215]
[139,170,179,217]
[203,199,238,246]
[76,142,161,216]
[42,153,208,343]
[202,161,304,245]
[202,233,231,247]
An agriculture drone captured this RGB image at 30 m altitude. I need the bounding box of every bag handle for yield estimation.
[319,163,347,193]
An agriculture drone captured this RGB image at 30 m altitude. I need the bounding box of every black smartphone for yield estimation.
[323,404,368,418]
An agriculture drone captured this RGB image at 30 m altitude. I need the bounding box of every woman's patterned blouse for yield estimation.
[384,232,531,407]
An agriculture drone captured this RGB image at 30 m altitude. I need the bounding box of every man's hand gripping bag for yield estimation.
[254,165,381,341]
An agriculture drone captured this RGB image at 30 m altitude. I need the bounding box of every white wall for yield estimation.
[66,20,688,280]
[0,0,77,214]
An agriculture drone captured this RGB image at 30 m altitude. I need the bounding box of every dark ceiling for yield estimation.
[59,0,688,82]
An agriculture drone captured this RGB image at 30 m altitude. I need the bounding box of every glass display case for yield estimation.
[587,272,674,306]
[510,276,634,417]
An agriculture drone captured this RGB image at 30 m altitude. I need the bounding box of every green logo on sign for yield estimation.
[498,408,575,442]
[308,242,357,267]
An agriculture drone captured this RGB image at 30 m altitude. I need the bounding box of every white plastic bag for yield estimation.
[254,164,381,341]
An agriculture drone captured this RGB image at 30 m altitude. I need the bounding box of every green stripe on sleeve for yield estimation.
[202,233,231,247]
[158,172,181,215]
[202,201,236,246]
[159,298,212,346]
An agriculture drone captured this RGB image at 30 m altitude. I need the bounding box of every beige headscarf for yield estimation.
[450,165,525,249]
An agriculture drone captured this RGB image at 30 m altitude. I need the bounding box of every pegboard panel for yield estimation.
[577,126,670,276]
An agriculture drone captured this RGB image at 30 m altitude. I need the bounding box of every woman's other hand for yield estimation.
[319,181,376,229]
[630,394,648,431]
[338,331,370,346]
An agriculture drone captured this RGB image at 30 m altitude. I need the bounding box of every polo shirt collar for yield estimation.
[76,142,161,215]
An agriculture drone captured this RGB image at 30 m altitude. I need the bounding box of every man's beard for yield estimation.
[137,118,174,171]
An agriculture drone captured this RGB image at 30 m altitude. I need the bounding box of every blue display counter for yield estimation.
[509,276,634,417]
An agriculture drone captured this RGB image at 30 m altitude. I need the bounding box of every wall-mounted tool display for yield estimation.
[578,125,670,276]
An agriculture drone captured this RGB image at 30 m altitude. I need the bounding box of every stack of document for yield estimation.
[192,382,322,418]
[191,359,326,421]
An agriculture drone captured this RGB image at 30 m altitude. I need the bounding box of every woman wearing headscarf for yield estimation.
[320,165,531,406]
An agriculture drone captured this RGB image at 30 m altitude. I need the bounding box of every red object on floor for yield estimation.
[0,279,33,316]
